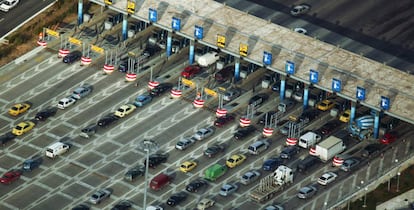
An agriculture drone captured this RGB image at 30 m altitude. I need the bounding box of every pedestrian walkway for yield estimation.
[376,189,414,210]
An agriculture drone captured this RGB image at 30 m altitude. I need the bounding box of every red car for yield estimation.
[0,170,22,184]
[380,131,398,145]
[181,65,201,78]
[214,115,235,127]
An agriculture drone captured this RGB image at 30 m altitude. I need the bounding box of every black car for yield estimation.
[186,179,208,193]
[317,120,341,137]
[299,109,320,122]
[280,146,300,159]
[166,191,188,206]
[248,93,269,108]
[35,106,58,121]
[143,45,162,57]
[150,83,173,96]
[97,114,119,127]
[63,50,82,64]
[262,157,283,171]
[361,143,383,157]
[233,126,256,140]
[111,200,132,210]
[124,165,145,182]
[258,111,277,125]
[0,132,15,146]
[214,115,235,127]
[22,155,43,171]
[79,124,98,139]
[144,153,168,168]
[204,143,226,158]
[72,204,90,210]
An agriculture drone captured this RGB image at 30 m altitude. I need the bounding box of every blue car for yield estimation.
[262,157,283,171]
[22,155,43,171]
[134,94,152,107]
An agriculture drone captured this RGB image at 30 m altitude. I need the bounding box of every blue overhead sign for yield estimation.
[332,78,342,92]
[263,51,272,65]
[194,25,204,39]
[309,69,318,84]
[380,96,390,111]
[149,8,157,22]
[172,17,181,31]
[356,86,366,101]
[285,61,295,75]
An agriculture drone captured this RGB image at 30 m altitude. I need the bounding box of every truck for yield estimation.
[298,131,322,149]
[197,52,219,67]
[349,115,374,140]
[314,136,346,162]
[250,165,294,203]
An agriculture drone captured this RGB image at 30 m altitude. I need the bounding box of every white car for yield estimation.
[0,0,19,12]
[175,137,196,150]
[193,127,215,141]
[290,4,310,16]
[57,97,77,109]
[317,171,338,185]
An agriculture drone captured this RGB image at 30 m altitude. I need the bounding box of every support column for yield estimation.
[373,110,380,139]
[189,40,195,64]
[280,76,286,100]
[234,57,240,82]
[166,31,172,57]
[350,101,356,123]
[303,85,309,109]
[78,0,83,26]
[122,14,128,41]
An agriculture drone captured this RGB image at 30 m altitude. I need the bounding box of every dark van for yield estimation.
[215,66,234,83]
[297,156,320,173]
[63,51,82,64]
[150,173,172,191]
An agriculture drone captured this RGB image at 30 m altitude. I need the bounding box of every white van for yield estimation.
[45,142,70,158]
[248,140,270,155]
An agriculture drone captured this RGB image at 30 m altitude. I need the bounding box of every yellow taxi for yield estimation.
[12,121,36,136]
[339,109,351,123]
[8,102,32,116]
[317,100,335,111]
[226,154,247,169]
[180,160,197,173]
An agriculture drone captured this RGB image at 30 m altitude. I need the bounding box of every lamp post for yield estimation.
[139,139,159,210]
[362,187,368,208]
[396,172,401,192]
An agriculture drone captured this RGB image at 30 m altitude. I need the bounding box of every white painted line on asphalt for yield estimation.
[0,18,4,23]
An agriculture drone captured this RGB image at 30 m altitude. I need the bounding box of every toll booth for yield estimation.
[105,12,123,30]
[216,54,235,70]
[128,20,148,38]
[239,62,258,79]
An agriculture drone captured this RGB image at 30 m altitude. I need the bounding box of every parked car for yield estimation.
[57,97,77,109]
[63,51,82,64]
[214,115,235,127]
[290,4,310,16]
[12,120,35,136]
[219,183,238,196]
[22,155,43,171]
[175,137,196,150]
[317,172,338,186]
[240,170,261,185]
[193,127,215,140]
[186,179,208,193]
[197,198,215,210]
[97,114,119,127]
[0,132,15,146]
[134,94,152,107]
[179,160,197,173]
[0,169,22,184]
[111,200,132,210]
[297,185,317,199]
[226,154,247,168]
[262,157,283,171]
[340,158,361,172]
[380,131,398,145]
[204,143,226,158]
[35,106,58,121]
[114,104,136,118]
[361,144,383,157]
[89,188,112,204]
[233,126,256,140]
[79,124,98,139]
[71,84,93,100]
[8,101,32,116]
[181,65,201,78]
[124,165,145,182]
[72,204,90,210]
[280,146,300,159]
[144,153,168,168]
[150,83,173,96]
[166,191,188,206]
[248,93,269,108]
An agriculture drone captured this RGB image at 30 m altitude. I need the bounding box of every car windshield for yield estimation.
[11,107,18,110]
[15,125,23,130]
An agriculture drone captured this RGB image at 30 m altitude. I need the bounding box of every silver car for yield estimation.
[71,84,93,100]
[175,137,196,150]
[193,127,215,141]
[297,185,317,199]
[240,170,261,185]
[219,183,238,196]
[89,188,112,204]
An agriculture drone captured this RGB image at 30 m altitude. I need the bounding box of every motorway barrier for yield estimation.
[148,81,160,89]
[286,137,298,146]
[103,64,115,74]
[262,127,274,137]
[170,89,182,98]
[80,56,92,66]
[125,73,137,82]
[192,99,205,108]
[239,117,251,127]
[58,49,70,58]
[332,156,344,167]
[215,108,227,117]
[309,147,317,155]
